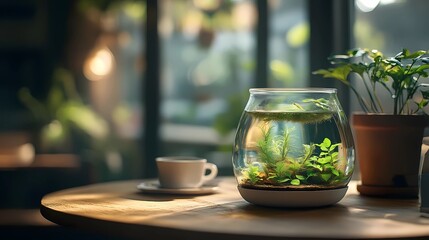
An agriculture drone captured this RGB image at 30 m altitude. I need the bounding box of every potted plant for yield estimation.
[314,48,429,198]
[19,68,110,153]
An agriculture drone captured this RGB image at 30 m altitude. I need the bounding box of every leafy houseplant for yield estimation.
[19,68,110,153]
[314,48,429,197]
[314,48,429,115]
[18,68,128,181]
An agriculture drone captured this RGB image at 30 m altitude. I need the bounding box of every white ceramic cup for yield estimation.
[156,156,218,189]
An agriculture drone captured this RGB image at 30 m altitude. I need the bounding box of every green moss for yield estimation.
[248,111,333,123]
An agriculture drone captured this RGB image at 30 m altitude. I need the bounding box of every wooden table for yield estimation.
[40,177,429,240]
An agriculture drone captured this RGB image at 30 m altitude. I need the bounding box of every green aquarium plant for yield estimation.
[241,124,347,188]
[313,48,429,115]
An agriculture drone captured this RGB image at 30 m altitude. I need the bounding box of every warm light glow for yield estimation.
[181,10,204,38]
[193,0,221,11]
[232,2,256,31]
[159,16,174,38]
[17,143,35,165]
[84,47,114,81]
[356,0,380,12]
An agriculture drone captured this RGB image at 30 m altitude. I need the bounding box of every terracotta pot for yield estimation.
[352,114,428,198]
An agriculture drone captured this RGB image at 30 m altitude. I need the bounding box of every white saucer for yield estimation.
[137,180,219,195]
[238,186,348,208]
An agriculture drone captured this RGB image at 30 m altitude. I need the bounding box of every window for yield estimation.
[268,0,308,88]
[155,0,310,176]
[2,0,357,181]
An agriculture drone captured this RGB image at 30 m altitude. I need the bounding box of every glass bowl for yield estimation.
[232,88,355,207]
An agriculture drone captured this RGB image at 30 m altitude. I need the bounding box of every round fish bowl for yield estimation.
[232,88,355,207]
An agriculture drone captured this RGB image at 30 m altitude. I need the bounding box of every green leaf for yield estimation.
[278,178,290,183]
[386,65,403,79]
[290,179,300,185]
[61,102,109,139]
[313,65,352,84]
[417,99,429,109]
[47,87,64,114]
[369,49,383,59]
[329,143,339,152]
[275,162,287,174]
[319,152,328,156]
[302,144,315,160]
[403,49,427,59]
[296,175,305,180]
[317,156,331,164]
[349,63,366,75]
[415,64,429,74]
[324,164,334,170]
[331,169,340,176]
[302,98,331,110]
[308,163,323,172]
[306,172,317,178]
[318,138,331,151]
[323,138,331,146]
[321,173,332,182]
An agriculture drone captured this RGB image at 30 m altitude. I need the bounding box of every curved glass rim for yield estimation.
[249,88,337,94]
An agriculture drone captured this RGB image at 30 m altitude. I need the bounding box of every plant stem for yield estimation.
[397,59,418,114]
[399,76,420,114]
[301,144,314,166]
[280,128,290,161]
[372,84,384,113]
[393,89,399,115]
[364,71,380,112]
[349,84,371,113]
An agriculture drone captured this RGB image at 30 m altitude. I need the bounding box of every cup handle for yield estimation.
[202,163,218,182]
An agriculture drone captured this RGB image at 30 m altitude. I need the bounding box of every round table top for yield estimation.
[41,177,429,240]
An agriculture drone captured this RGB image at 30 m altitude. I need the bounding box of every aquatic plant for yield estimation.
[241,127,347,187]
